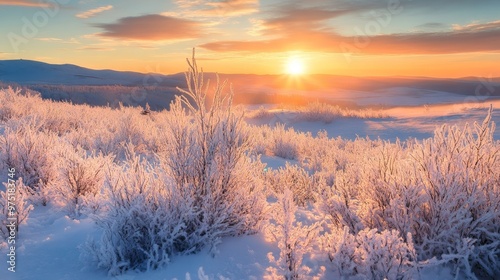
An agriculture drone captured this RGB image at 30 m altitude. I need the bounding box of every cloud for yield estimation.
[36,37,63,42]
[78,46,115,51]
[415,22,448,30]
[94,14,203,41]
[174,0,205,9]
[0,0,52,7]
[355,23,500,54]
[266,8,345,31]
[204,0,258,17]
[238,2,374,39]
[201,4,363,52]
[76,5,113,19]
[198,1,500,55]
[175,0,258,17]
[327,0,500,14]
[201,20,500,55]
[452,20,500,32]
[36,37,81,44]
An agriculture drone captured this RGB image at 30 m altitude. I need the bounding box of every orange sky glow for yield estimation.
[1,0,499,78]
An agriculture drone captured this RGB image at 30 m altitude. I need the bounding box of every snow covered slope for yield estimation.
[0,60,187,86]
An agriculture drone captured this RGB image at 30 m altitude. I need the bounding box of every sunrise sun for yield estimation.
[285,57,305,75]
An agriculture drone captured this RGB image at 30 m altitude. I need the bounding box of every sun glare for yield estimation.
[286,57,305,75]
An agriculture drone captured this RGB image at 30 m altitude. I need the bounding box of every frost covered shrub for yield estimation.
[84,147,191,275]
[409,108,500,278]
[316,171,364,235]
[324,227,416,280]
[0,178,34,239]
[310,108,499,278]
[354,229,416,280]
[86,51,266,275]
[294,101,389,123]
[270,124,300,160]
[248,120,318,160]
[0,124,59,205]
[182,267,230,280]
[318,109,500,278]
[246,105,274,120]
[161,50,266,252]
[355,140,425,236]
[0,87,42,121]
[0,87,20,121]
[55,147,113,217]
[297,101,341,123]
[266,163,315,206]
[266,189,320,280]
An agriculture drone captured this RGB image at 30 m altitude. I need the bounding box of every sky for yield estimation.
[1,0,500,77]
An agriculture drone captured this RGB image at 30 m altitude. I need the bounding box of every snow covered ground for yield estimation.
[247,98,500,141]
[1,84,499,280]
[0,199,456,280]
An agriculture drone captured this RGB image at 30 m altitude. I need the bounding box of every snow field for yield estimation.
[0,61,499,279]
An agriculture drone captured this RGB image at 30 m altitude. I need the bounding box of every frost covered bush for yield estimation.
[266,163,315,206]
[83,149,186,275]
[324,227,416,280]
[0,87,42,121]
[85,51,266,275]
[160,50,266,250]
[55,147,113,217]
[355,140,425,236]
[316,171,364,235]
[297,101,341,123]
[246,105,274,120]
[408,108,500,278]
[0,178,34,239]
[316,109,500,278]
[266,189,320,280]
[294,101,389,123]
[270,124,300,159]
[0,124,59,205]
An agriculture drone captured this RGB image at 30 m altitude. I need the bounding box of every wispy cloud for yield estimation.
[174,0,205,9]
[36,37,63,42]
[201,21,500,55]
[36,37,81,44]
[415,22,448,30]
[0,0,52,7]
[174,0,258,17]
[76,5,113,19]
[200,1,500,55]
[452,20,500,32]
[94,14,203,41]
[77,46,115,51]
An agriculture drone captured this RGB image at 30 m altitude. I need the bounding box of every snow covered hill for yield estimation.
[1,60,499,109]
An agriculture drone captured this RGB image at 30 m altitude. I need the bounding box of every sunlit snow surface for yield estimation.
[247,97,500,141]
[1,86,499,280]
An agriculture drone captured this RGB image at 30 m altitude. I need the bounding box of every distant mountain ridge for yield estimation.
[0,59,186,86]
[2,59,499,87]
[0,59,499,110]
